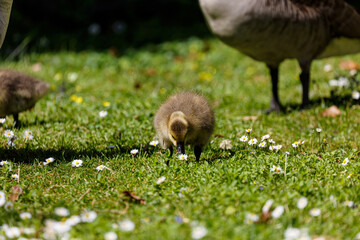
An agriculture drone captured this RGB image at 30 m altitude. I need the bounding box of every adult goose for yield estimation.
[0,0,13,48]
[199,0,360,112]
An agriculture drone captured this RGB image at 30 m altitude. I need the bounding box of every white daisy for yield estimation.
[338,77,349,87]
[343,200,354,208]
[323,64,332,72]
[352,91,360,100]
[72,159,83,167]
[96,165,105,171]
[156,176,166,184]
[347,173,353,179]
[104,232,118,240]
[11,174,19,180]
[258,141,266,148]
[99,110,108,118]
[275,145,282,151]
[149,140,159,146]
[52,220,71,234]
[119,219,135,232]
[284,227,301,240]
[0,191,6,207]
[239,135,248,142]
[178,154,188,161]
[297,197,308,209]
[68,72,78,82]
[4,130,14,138]
[285,228,311,240]
[24,129,32,135]
[350,69,358,76]
[81,210,97,222]
[66,215,81,226]
[262,199,274,213]
[20,212,32,220]
[22,227,35,235]
[0,160,9,166]
[269,146,275,151]
[7,139,15,147]
[4,226,21,239]
[191,225,208,239]
[248,138,258,145]
[130,149,139,155]
[0,118,5,124]
[356,232,360,240]
[245,128,252,133]
[342,158,349,166]
[271,205,284,218]
[23,133,34,141]
[316,128,322,133]
[245,213,259,224]
[270,165,283,174]
[292,142,299,148]
[54,207,70,217]
[261,134,270,141]
[309,208,321,217]
[44,157,55,165]
[178,187,187,198]
[268,139,275,144]
[330,79,341,87]
[4,201,13,211]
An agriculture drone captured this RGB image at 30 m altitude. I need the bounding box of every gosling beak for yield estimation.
[177,142,185,155]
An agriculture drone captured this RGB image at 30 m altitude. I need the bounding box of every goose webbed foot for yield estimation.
[265,100,284,114]
[300,101,311,110]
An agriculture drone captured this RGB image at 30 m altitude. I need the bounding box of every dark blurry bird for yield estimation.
[0,0,13,48]
[154,92,215,162]
[199,0,360,112]
[0,70,50,127]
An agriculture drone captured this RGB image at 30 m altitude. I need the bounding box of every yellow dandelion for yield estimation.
[198,72,213,82]
[102,101,111,107]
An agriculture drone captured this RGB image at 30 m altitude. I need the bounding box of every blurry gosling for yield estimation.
[0,69,49,127]
[154,92,215,161]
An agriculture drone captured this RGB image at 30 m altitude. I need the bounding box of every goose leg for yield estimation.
[266,65,283,113]
[194,146,202,162]
[298,60,312,109]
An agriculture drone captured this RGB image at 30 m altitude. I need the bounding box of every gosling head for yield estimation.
[168,111,188,155]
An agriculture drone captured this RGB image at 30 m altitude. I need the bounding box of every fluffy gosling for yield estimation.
[154,92,215,161]
[0,69,49,127]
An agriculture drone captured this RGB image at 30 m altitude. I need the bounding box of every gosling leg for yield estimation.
[166,146,173,166]
[194,146,202,162]
[13,113,21,129]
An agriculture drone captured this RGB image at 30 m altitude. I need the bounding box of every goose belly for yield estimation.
[218,18,330,65]
[317,37,360,59]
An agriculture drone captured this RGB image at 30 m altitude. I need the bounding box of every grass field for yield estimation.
[1,38,360,240]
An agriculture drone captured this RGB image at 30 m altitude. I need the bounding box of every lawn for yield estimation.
[1,38,360,240]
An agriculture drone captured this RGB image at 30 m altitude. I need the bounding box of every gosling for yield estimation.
[154,92,215,161]
[0,69,50,127]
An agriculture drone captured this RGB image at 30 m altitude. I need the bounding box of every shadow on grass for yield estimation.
[285,93,356,113]
[1,143,159,163]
